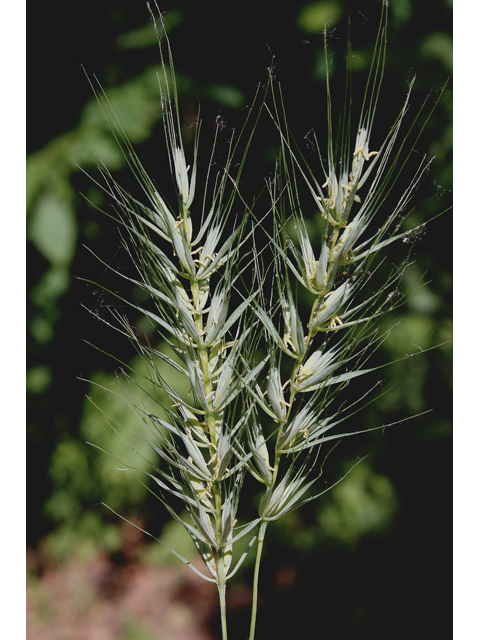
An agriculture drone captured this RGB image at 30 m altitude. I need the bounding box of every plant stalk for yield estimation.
[249,521,268,640]
[217,552,228,640]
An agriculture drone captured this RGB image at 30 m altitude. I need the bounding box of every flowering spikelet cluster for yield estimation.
[84,3,443,638]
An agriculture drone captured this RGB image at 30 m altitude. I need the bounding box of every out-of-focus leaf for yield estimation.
[26,365,53,394]
[205,84,246,109]
[317,463,398,544]
[297,1,342,32]
[421,32,453,72]
[28,191,77,266]
[116,9,184,50]
[389,0,412,25]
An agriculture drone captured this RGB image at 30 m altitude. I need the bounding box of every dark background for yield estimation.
[27,1,452,638]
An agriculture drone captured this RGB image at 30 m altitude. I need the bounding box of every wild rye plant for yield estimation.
[82,3,444,638]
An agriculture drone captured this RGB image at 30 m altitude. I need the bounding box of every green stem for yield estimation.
[217,555,228,640]
[249,521,268,640]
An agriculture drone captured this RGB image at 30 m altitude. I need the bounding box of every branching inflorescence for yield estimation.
[83,2,444,638]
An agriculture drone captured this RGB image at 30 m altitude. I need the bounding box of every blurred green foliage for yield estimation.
[27,1,451,636]
[297,1,343,31]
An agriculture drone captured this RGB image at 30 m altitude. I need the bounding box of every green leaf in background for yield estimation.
[297,1,343,32]
[317,463,398,544]
[389,0,412,26]
[205,84,246,109]
[116,9,184,50]
[28,190,77,266]
[26,365,53,395]
[42,347,191,562]
[421,32,453,72]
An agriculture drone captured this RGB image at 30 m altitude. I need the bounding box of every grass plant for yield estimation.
[82,2,446,637]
